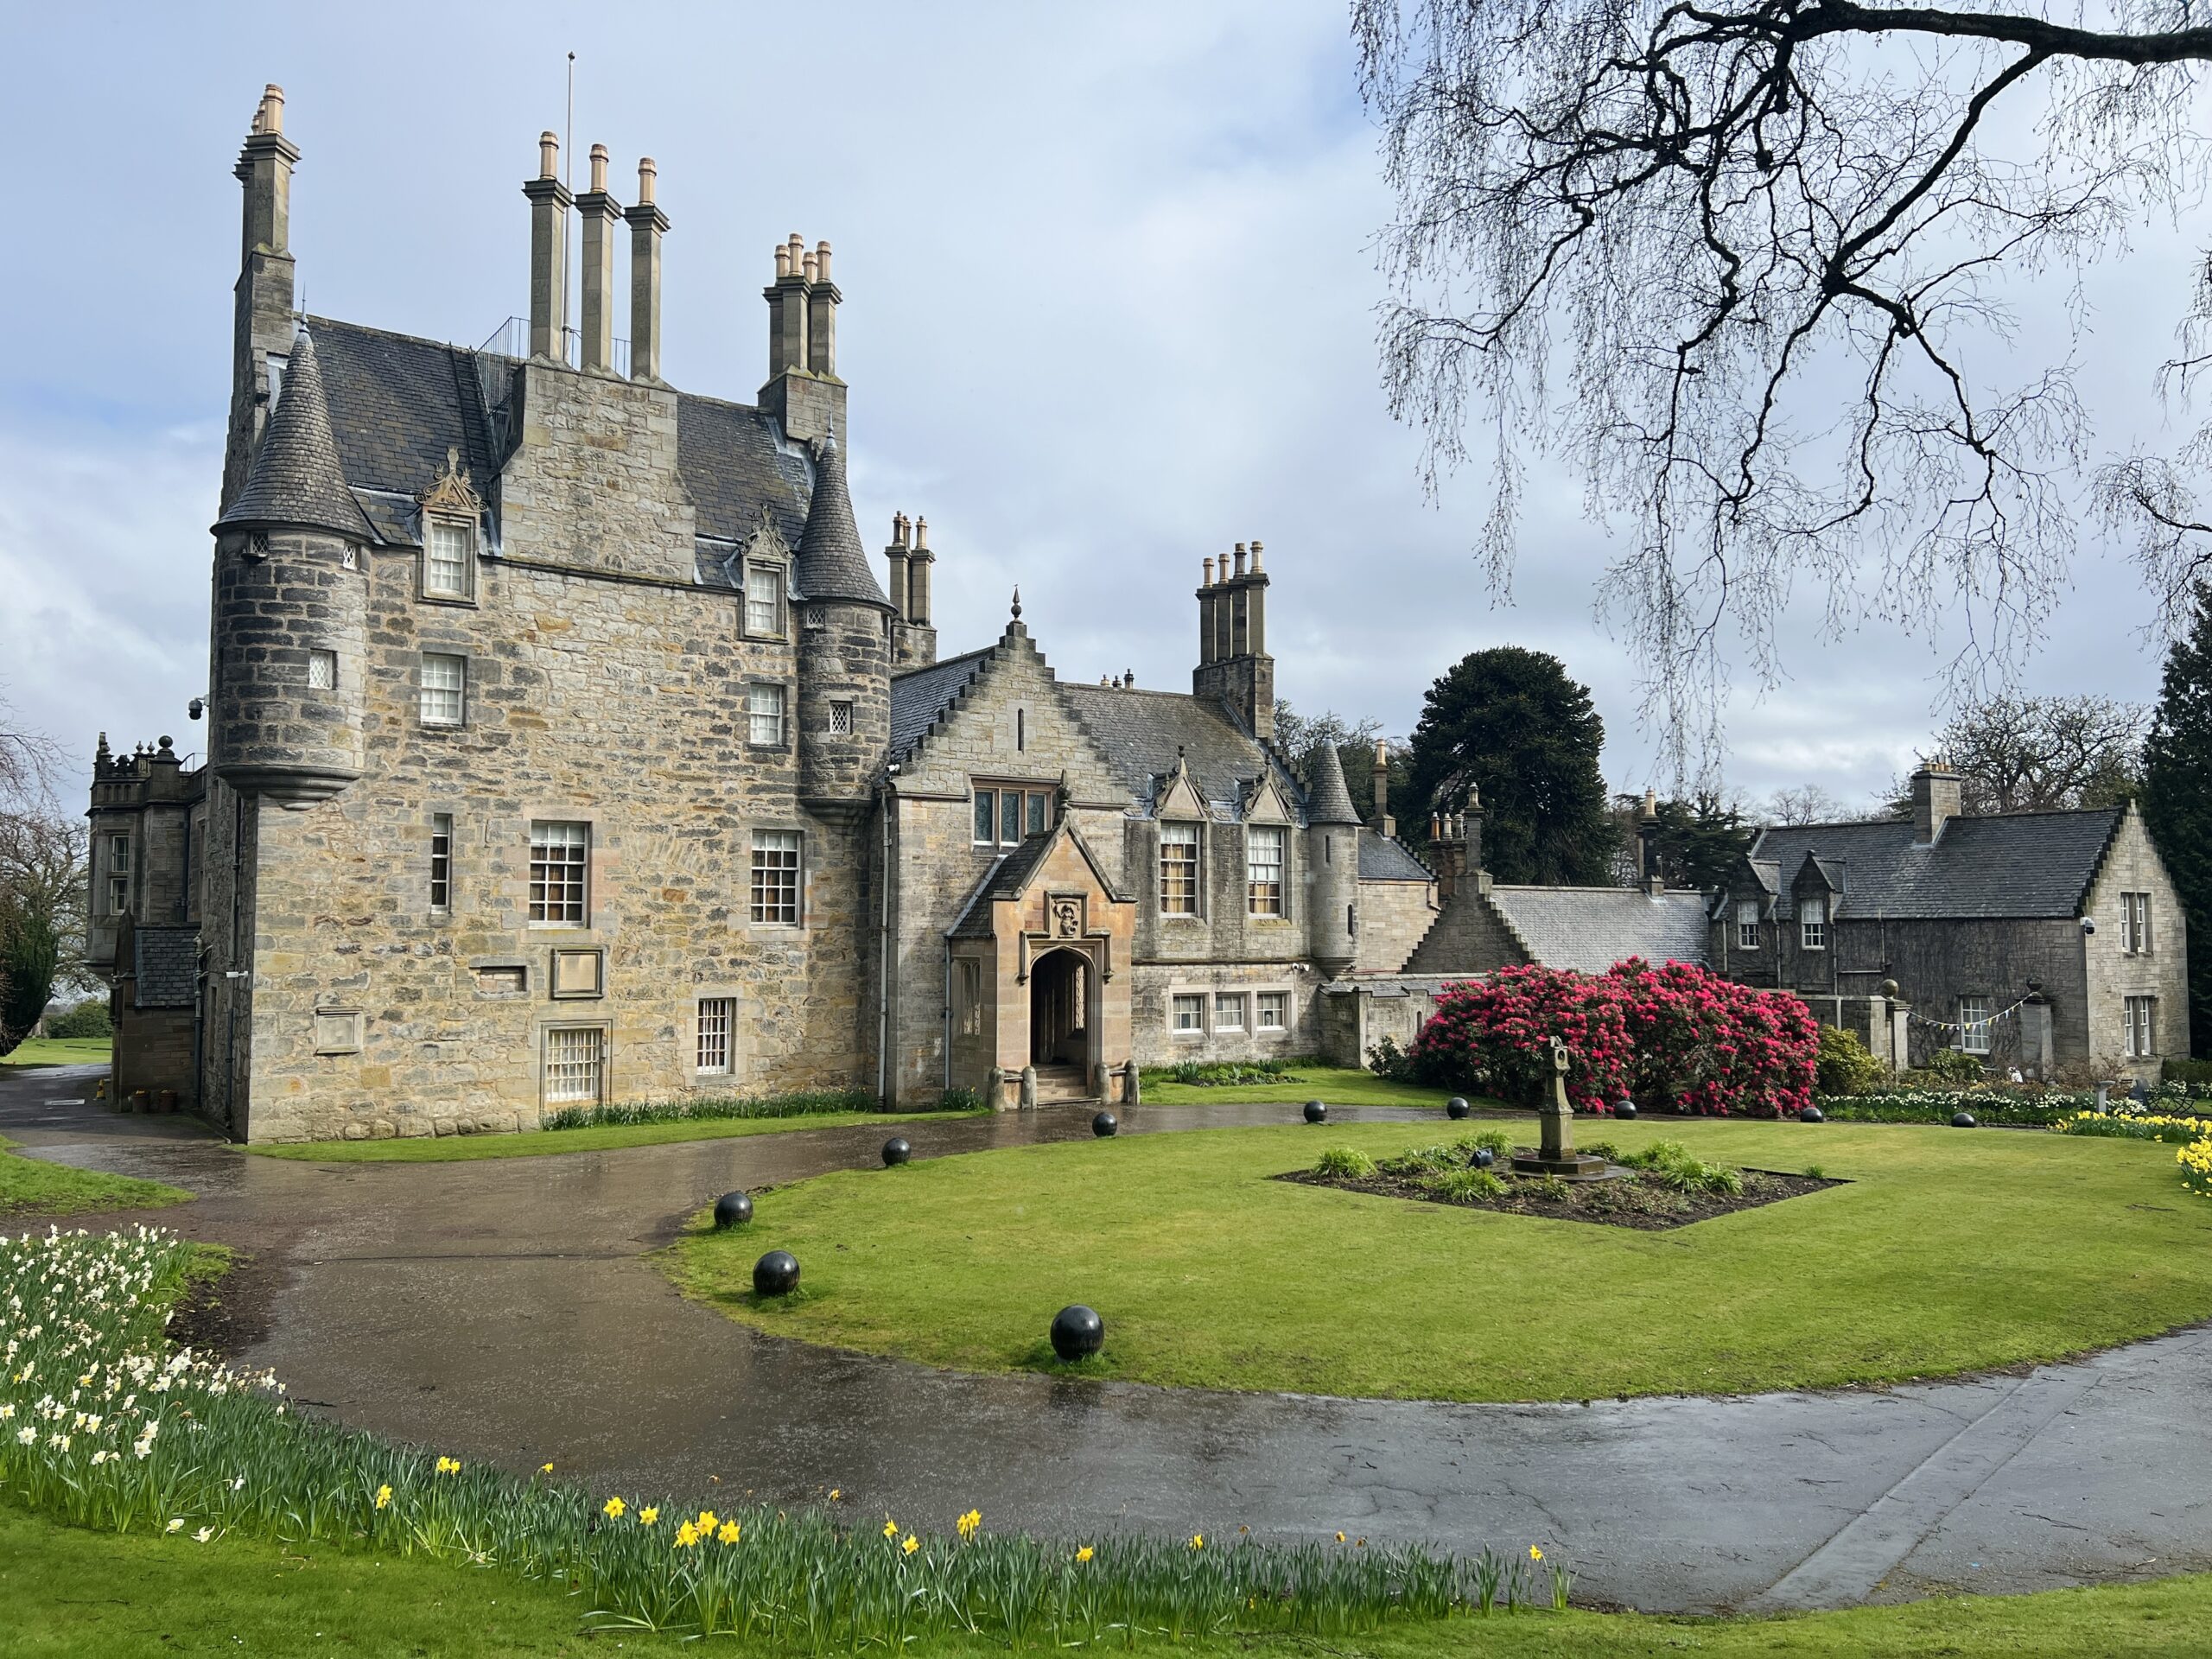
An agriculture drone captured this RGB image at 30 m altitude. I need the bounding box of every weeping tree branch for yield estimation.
[1358,0,2212,779]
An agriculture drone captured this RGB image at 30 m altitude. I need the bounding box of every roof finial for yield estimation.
[1010,586,1022,620]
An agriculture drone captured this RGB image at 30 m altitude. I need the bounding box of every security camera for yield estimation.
[2081,917,2095,935]
[188,696,205,721]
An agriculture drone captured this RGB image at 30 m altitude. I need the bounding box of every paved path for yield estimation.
[7,1064,2210,1615]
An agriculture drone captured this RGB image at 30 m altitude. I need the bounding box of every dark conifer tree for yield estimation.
[2143,590,2212,1056]
[1406,647,1616,885]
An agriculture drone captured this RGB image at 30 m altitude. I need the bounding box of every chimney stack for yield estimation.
[887,511,938,669]
[1911,759,1962,845]
[626,157,670,383]
[523,133,573,361]
[1372,741,1394,838]
[1192,541,1274,741]
[760,232,844,442]
[226,85,302,513]
[1638,788,1662,894]
[576,144,621,374]
[808,240,838,375]
[885,512,912,622]
[908,516,933,625]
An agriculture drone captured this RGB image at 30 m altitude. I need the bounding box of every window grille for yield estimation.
[529,821,589,924]
[829,700,853,735]
[420,653,466,726]
[1160,823,1199,915]
[696,998,734,1075]
[751,830,802,924]
[308,649,336,690]
[429,814,452,912]
[544,1027,605,1103]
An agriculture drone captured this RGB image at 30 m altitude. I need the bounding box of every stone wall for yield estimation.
[1355,874,1439,974]
[1402,885,1529,976]
[2083,807,2190,1078]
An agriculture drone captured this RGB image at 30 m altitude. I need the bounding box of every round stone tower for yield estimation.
[208,326,373,809]
[1304,741,1363,976]
[791,433,895,813]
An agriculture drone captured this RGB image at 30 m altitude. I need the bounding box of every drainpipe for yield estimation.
[877,777,897,1105]
[942,941,953,1098]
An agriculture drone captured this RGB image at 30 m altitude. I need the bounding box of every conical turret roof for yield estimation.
[793,433,892,607]
[214,327,376,542]
[1305,741,1362,825]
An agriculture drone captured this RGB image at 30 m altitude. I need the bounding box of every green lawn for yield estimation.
[1143,1065,1465,1108]
[3,1502,2209,1656]
[246,1107,993,1164]
[0,1136,190,1220]
[668,1117,2212,1402]
[0,1037,111,1070]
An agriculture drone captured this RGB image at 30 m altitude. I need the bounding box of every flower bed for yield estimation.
[1402,961,1815,1118]
[0,1224,1568,1643]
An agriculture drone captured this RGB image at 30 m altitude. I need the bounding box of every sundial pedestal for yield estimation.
[1510,1035,1616,1181]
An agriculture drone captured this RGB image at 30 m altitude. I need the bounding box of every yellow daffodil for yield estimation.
[675,1521,700,1548]
[434,1456,460,1476]
[1190,1533,1205,1551]
[374,1484,391,1511]
[540,1462,554,1474]
[1530,1544,1544,1562]
[957,1508,982,1540]
[718,1521,742,1545]
[603,1496,626,1519]
[1076,1546,1094,1564]
[639,1506,659,1527]
[697,1510,717,1534]
[829,1488,841,1501]
[883,1516,899,1539]
[1336,1531,1346,1542]
[902,1533,920,1556]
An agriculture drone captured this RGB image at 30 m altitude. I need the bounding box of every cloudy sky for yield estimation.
[0,2,2196,813]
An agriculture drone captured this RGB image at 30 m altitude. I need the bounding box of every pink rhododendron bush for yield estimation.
[1408,960,1817,1118]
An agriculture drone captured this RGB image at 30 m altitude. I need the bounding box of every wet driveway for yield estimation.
[6,1064,2210,1614]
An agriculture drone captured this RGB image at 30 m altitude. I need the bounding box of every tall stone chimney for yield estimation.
[223,84,301,512]
[1912,760,1962,845]
[1192,539,1274,741]
[523,133,573,362]
[626,158,669,384]
[575,144,621,374]
[761,235,846,444]
[1370,740,1394,838]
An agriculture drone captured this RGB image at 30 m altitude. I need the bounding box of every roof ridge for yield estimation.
[892,643,994,682]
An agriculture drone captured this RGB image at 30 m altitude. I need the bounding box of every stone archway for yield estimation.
[1029,946,1093,1078]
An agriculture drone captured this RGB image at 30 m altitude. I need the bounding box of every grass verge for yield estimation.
[0,1136,190,1220]
[669,1116,2212,1402]
[246,1108,991,1164]
[3,1501,2209,1656]
[1142,1065,1467,1109]
[0,1037,111,1071]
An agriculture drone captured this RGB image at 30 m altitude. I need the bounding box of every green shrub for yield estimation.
[1910,1048,1986,1085]
[541,1087,931,1132]
[937,1087,986,1112]
[44,1000,111,1041]
[1365,1034,1419,1082]
[1578,1139,1618,1161]
[1618,1139,1742,1195]
[1529,1174,1572,1201]
[1379,1143,1464,1175]
[1815,1026,1884,1096]
[1144,1058,1308,1089]
[1456,1128,1516,1158]
[1427,1166,1508,1202]
[2159,1057,2212,1088]
[1313,1147,1376,1179]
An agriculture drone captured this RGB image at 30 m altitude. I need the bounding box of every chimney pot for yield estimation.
[538,131,559,179]
[588,143,609,194]
[893,512,907,547]
[816,239,833,283]
[1125,669,1135,686]
[788,232,805,271]
[260,85,285,135]
[803,251,818,283]
[636,156,655,203]
[1203,556,1216,585]
[914,515,929,550]
[775,241,791,280]
[1250,538,1264,571]
[1641,786,1658,821]
[1233,543,1248,577]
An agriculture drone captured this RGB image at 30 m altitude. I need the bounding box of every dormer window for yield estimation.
[1736,898,1759,950]
[423,518,476,601]
[745,566,785,638]
[1800,895,1827,950]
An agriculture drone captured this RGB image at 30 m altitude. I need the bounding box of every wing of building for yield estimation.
[1704,765,2187,1078]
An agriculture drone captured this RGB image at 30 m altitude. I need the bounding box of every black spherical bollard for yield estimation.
[713,1191,753,1229]
[753,1250,800,1297]
[1304,1100,1328,1124]
[1952,1110,1978,1129]
[1615,1100,1638,1121]
[1470,1145,1496,1170]
[1798,1105,1825,1124]
[882,1136,912,1166]
[1446,1096,1471,1120]
[1050,1304,1105,1362]
[1092,1110,1118,1138]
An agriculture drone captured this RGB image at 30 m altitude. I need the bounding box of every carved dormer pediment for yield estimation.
[1241,770,1294,824]
[418,447,483,520]
[742,505,791,566]
[1154,747,1208,822]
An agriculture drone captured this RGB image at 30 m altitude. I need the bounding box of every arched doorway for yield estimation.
[1029,948,1095,1090]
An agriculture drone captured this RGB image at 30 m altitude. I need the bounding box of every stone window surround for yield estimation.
[468,957,531,1000]
[743,562,787,640]
[419,651,468,728]
[1256,988,1291,1032]
[417,514,480,606]
[2120,891,2154,955]
[1245,823,1291,921]
[745,677,790,749]
[692,986,743,1080]
[429,811,454,918]
[526,817,593,929]
[972,780,1054,848]
[747,823,806,928]
[313,1006,365,1056]
[1169,990,1207,1037]
[1166,982,1295,1037]
[102,830,133,917]
[539,1017,613,1109]
[549,945,607,1001]
[1159,818,1205,920]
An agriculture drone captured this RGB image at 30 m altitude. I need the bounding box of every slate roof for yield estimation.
[1359,833,1433,882]
[946,822,1128,939]
[1484,886,1710,974]
[1058,684,1298,819]
[131,926,198,1010]
[214,327,378,542]
[1745,810,2126,919]
[304,315,811,551]
[889,646,995,759]
[1304,742,1361,825]
[792,434,892,607]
